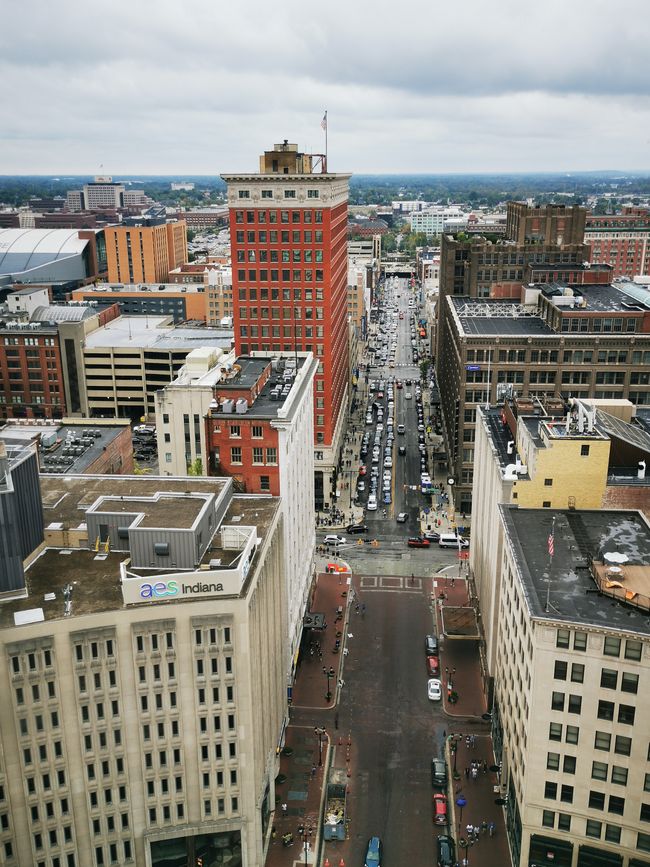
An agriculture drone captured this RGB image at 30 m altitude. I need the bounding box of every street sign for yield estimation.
[423,507,430,514]
[466,364,481,371]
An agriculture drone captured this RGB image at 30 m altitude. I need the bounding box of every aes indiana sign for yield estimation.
[121,567,246,605]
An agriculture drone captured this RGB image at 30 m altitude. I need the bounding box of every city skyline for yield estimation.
[1,0,649,175]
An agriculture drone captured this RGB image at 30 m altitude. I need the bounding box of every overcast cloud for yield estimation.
[1,0,649,174]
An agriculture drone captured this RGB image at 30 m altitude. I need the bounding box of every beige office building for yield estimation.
[494,505,650,867]
[0,464,287,867]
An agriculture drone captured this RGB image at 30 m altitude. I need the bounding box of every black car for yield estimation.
[424,531,440,543]
[346,524,368,534]
[431,757,448,789]
[436,834,455,867]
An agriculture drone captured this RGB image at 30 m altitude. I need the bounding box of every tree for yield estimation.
[420,359,431,381]
[187,458,203,476]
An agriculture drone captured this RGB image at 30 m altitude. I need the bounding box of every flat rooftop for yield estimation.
[1,421,130,474]
[451,298,553,337]
[210,355,314,420]
[3,487,279,629]
[540,282,650,313]
[92,493,207,529]
[87,282,205,295]
[84,316,233,351]
[40,474,229,531]
[501,506,650,634]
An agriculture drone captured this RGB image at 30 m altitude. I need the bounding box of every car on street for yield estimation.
[397,424,405,434]
[367,494,377,511]
[405,392,412,399]
[346,524,368,534]
[357,481,365,492]
[428,678,442,701]
[436,834,455,867]
[407,537,430,548]
[426,656,440,677]
[431,757,448,789]
[424,531,441,543]
[364,836,383,867]
[396,512,408,523]
[398,445,406,455]
[425,634,439,656]
[358,466,367,476]
[323,534,346,546]
[383,491,391,504]
[433,793,448,825]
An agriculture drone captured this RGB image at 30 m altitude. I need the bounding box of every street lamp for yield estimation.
[323,666,335,702]
[456,794,467,833]
[297,823,313,867]
[314,727,327,767]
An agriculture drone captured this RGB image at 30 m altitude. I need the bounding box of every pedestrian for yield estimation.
[481,820,488,835]
[471,766,478,781]
[465,735,471,749]
[272,826,276,840]
[311,765,317,778]
[334,712,339,730]
[466,823,473,838]
[488,821,495,837]
[470,734,475,748]
[464,766,470,779]
[281,803,288,817]
[482,760,487,774]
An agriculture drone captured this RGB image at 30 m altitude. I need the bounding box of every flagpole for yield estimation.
[324,110,328,171]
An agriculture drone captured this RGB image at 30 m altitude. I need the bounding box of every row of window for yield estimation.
[556,630,643,659]
[234,209,323,223]
[236,268,325,283]
[238,287,324,301]
[237,248,324,263]
[235,229,323,244]
[238,189,320,200]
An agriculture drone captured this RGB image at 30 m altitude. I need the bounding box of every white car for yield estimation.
[428,679,442,701]
[405,392,412,399]
[324,534,346,546]
[384,457,393,468]
[367,495,378,511]
[396,512,408,523]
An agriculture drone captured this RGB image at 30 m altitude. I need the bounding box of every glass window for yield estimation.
[597,700,614,721]
[625,640,642,661]
[611,765,628,786]
[592,761,608,781]
[549,722,562,742]
[594,731,611,751]
[551,692,565,711]
[560,785,573,803]
[544,782,557,799]
[600,669,618,689]
[589,791,606,810]
[558,813,571,832]
[554,661,568,680]
[621,672,639,694]
[605,824,621,843]
[608,795,625,815]
[586,819,602,838]
[604,636,621,657]
[618,704,635,725]
[614,735,631,756]
[573,632,587,651]
[570,663,584,683]
[556,629,570,649]
[565,726,579,745]
[568,694,582,714]
[563,756,576,774]
[547,753,560,770]
[542,810,555,828]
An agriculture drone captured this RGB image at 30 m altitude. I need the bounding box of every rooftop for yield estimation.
[84,315,232,351]
[86,282,205,295]
[1,421,130,475]
[0,228,94,276]
[539,282,650,313]
[501,506,650,634]
[451,297,553,337]
[1,479,280,629]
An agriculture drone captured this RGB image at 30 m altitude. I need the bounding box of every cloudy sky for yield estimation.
[2,0,649,175]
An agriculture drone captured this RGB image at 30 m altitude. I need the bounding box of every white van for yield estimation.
[438,534,469,549]
[367,494,378,511]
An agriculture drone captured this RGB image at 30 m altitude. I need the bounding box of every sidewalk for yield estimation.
[265,571,352,867]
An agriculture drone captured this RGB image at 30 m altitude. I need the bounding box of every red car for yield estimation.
[433,793,448,825]
[407,537,431,548]
[358,466,367,476]
[427,656,440,677]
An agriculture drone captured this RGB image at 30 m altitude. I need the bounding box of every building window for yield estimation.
[307,190,319,198]
[547,753,560,771]
[266,447,277,464]
[592,761,608,781]
[554,661,567,680]
[625,640,642,661]
[558,813,571,832]
[262,190,272,199]
[230,447,242,465]
[229,424,241,438]
[573,632,587,651]
[563,756,576,774]
[594,731,611,751]
[544,478,553,486]
[600,669,618,689]
[542,810,554,828]
[542,500,551,508]
[597,700,615,721]
[544,782,557,799]
[556,629,570,649]
[560,785,573,803]
[252,447,264,465]
[551,692,565,711]
[568,694,582,714]
[608,795,625,815]
[260,476,270,492]
[549,723,562,741]
[570,663,584,683]
[604,636,621,657]
[589,791,606,810]
[581,444,590,456]
[618,704,635,725]
[611,765,628,786]
[586,819,602,838]
[238,191,250,199]
[252,425,263,438]
[638,832,650,852]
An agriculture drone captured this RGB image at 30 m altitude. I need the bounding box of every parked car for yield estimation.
[424,531,441,543]
[425,634,439,657]
[436,834,455,867]
[323,534,346,546]
[433,793,448,825]
[346,524,368,534]
[428,678,442,701]
[431,757,448,789]
[364,836,383,867]
[427,656,440,677]
[407,537,430,548]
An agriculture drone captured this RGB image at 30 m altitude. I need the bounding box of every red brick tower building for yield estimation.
[222,142,351,507]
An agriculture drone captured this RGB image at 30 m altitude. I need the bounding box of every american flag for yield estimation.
[321,112,327,131]
[547,530,555,557]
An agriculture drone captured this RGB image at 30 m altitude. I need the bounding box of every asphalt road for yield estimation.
[317,278,453,865]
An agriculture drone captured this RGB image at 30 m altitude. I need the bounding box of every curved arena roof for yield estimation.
[0,228,89,276]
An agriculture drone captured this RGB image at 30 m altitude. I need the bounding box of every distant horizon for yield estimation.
[2,169,650,179]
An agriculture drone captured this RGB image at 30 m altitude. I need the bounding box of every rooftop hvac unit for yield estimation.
[235,399,248,414]
[209,559,222,568]
[221,399,235,414]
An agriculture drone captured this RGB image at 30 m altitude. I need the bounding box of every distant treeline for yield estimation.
[1,171,650,209]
